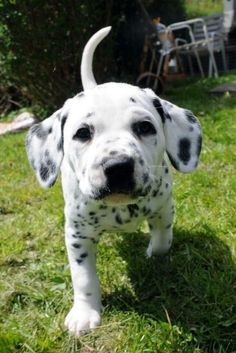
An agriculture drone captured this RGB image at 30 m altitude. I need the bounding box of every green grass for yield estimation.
[0,74,236,353]
[185,0,223,18]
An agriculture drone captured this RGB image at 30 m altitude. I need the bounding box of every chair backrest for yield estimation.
[193,14,224,50]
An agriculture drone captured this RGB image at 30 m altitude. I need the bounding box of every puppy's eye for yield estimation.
[73,127,92,142]
[132,121,156,137]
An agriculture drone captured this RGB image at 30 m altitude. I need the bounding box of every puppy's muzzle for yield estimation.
[103,156,135,194]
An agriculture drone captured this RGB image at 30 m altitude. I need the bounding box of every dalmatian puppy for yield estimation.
[26,27,202,336]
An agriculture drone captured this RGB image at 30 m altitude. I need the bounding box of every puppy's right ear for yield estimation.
[26,108,66,188]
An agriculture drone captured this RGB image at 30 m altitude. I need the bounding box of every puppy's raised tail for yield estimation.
[81,26,112,90]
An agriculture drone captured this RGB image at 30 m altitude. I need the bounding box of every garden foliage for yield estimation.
[0,0,185,110]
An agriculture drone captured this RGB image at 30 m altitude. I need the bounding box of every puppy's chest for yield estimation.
[77,196,163,233]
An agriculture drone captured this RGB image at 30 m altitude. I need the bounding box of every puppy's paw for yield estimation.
[146,233,172,258]
[146,242,171,257]
[65,302,101,336]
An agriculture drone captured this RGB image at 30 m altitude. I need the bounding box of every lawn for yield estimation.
[185,0,223,18]
[0,75,235,353]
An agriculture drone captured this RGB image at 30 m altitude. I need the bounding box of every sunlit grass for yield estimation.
[185,0,223,18]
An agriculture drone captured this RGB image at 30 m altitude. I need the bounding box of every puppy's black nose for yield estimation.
[103,156,135,193]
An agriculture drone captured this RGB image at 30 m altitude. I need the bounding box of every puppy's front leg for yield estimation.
[146,195,174,257]
[64,225,101,336]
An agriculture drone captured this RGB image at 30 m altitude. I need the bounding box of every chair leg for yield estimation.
[153,52,165,91]
[193,49,205,77]
[147,49,156,86]
[209,50,219,78]
[221,46,228,72]
[156,51,165,77]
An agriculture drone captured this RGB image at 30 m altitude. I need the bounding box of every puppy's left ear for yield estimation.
[26,108,66,188]
[146,89,202,173]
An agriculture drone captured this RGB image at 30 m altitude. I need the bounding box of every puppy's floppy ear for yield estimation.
[26,108,66,188]
[145,89,202,173]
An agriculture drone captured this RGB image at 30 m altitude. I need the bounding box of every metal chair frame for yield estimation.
[137,15,228,92]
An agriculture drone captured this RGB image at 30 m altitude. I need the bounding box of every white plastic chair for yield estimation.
[157,15,227,80]
[192,14,227,76]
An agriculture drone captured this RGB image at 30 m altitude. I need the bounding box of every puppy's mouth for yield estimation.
[104,193,141,205]
[94,186,136,202]
[93,184,150,205]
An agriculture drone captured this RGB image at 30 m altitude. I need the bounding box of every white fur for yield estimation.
[26,27,202,336]
[81,26,111,90]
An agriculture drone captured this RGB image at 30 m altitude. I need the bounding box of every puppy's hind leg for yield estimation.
[146,195,174,257]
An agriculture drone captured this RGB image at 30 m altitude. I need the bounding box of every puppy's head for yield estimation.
[26,28,202,205]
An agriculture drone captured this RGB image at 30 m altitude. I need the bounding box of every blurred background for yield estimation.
[1,0,234,115]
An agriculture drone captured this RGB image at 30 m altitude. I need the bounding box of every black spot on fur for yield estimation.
[166,224,172,229]
[167,153,180,170]
[143,173,149,183]
[86,112,95,118]
[127,204,139,217]
[100,157,109,165]
[130,97,136,103]
[99,205,107,210]
[39,164,50,181]
[45,158,55,172]
[152,189,158,197]
[178,138,191,165]
[153,98,166,124]
[128,142,139,154]
[139,158,144,166]
[80,252,88,258]
[78,235,87,239]
[72,243,81,249]
[30,124,48,140]
[45,158,52,167]
[61,115,67,151]
[109,151,118,156]
[185,110,197,124]
[115,214,123,224]
[142,206,151,215]
[72,234,80,238]
[76,259,83,264]
[197,135,202,157]
[86,293,92,296]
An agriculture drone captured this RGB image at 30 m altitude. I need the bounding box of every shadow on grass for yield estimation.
[103,226,235,352]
